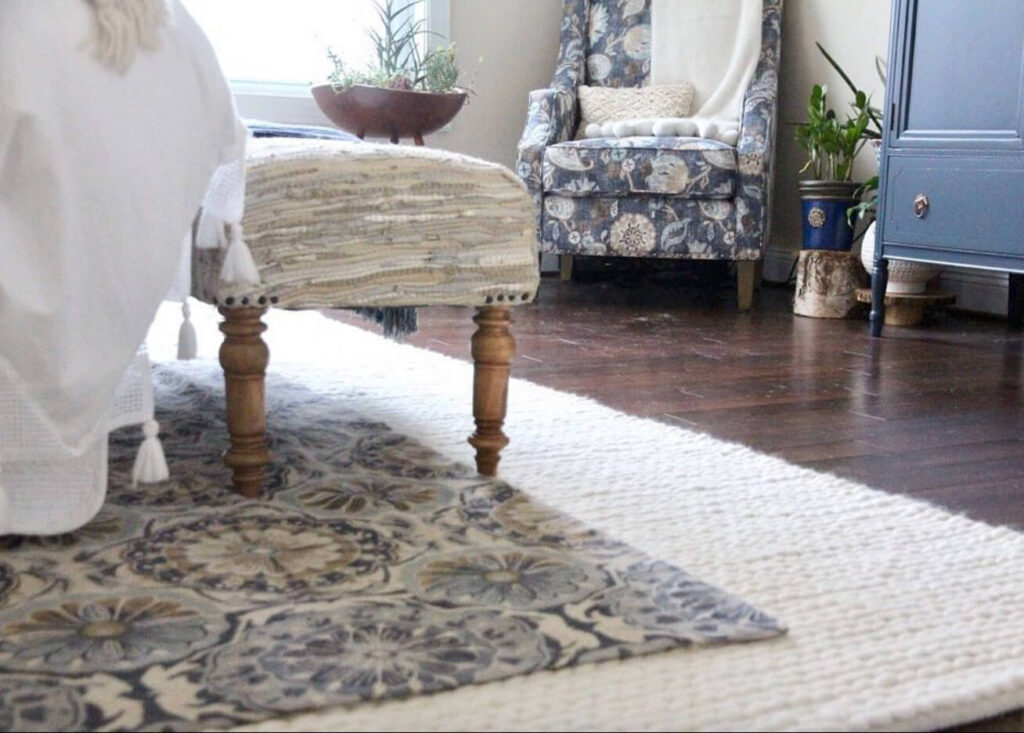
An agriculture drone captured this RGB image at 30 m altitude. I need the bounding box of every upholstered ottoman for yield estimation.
[192,138,540,497]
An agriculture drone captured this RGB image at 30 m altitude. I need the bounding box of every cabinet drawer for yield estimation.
[883,156,1024,257]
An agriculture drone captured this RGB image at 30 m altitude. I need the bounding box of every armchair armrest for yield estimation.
[516,87,578,222]
[514,0,587,224]
[738,73,779,166]
[735,0,783,255]
[518,88,578,152]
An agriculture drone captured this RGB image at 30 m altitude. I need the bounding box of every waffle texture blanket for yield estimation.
[0,0,244,534]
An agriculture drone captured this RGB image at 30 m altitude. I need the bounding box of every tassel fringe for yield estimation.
[177,302,198,360]
[132,420,169,486]
[195,209,228,250]
[220,224,262,286]
[354,307,419,339]
[88,0,170,73]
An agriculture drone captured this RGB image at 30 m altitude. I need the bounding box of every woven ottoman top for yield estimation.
[193,138,540,310]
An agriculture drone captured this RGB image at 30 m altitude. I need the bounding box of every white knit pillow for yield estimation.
[576,84,695,139]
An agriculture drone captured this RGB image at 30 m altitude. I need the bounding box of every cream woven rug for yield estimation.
[149,303,1024,732]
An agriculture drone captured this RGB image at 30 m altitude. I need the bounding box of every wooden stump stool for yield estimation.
[793,250,868,319]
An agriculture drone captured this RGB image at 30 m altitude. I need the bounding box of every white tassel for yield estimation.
[132,420,169,486]
[220,224,261,286]
[195,209,228,250]
[177,302,198,360]
[88,0,170,73]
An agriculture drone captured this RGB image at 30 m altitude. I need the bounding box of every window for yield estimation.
[181,0,450,125]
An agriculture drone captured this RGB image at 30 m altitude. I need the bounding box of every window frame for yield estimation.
[228,0,451,127]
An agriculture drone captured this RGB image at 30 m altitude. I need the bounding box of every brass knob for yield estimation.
[914,194,930,219]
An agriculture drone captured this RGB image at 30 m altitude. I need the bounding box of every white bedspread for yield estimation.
[651,0,762,121]
[0,0,245,534]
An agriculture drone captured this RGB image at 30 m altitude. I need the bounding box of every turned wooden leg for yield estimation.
[560,255,574,282]
[737,260,757,311]
[468,306,514,477]
[218,307,270,498]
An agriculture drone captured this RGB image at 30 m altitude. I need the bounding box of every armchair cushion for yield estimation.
[543,137,736,199]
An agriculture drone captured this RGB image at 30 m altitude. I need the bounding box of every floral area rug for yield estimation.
[0,364,784,731]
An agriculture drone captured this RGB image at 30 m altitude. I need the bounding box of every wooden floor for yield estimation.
[333,262,1024,531]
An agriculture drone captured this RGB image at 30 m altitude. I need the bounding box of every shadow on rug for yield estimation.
[0,364,784,731]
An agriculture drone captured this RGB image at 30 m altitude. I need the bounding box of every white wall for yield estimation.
[770,0,892,280]
[438,0,894,277]
[426,0,563,166]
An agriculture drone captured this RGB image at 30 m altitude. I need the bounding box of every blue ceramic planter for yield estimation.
[799,180,861,251]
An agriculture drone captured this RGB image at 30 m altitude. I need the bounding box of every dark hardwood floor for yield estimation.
[332,262,1024,531]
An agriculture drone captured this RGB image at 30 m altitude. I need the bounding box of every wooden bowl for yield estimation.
[311,84,467,143]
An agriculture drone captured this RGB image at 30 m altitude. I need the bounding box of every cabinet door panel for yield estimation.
[896,0,1024,148]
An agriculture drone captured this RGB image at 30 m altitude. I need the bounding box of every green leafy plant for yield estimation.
[816,43,886,140]
[794,83,873,181]
[421,45,460,93]
[327,0,463,93]
[847,175,879,224]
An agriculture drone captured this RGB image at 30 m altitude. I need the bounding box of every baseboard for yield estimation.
[938,267,1008,317]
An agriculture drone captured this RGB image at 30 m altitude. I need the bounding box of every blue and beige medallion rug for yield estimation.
[0,365,784,731]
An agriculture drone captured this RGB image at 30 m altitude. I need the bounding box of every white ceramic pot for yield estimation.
[860,221,940,295]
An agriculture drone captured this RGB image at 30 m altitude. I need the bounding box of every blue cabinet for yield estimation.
[871,0,1024,335]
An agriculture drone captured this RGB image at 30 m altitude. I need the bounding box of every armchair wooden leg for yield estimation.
[468,306,514,477]
[737,261,757,312]
[218,306,270,498]
[560,255,574,282]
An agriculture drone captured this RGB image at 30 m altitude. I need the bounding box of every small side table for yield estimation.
[856,288,955,327]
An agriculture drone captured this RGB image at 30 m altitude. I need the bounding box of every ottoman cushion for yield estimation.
[193,138,540,310]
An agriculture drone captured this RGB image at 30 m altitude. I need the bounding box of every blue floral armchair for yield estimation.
[516,0,783,309]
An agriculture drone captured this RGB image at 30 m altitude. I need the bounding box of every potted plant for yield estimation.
[794,82,873,251]
[310,0,467,145]
[814,45,886,246]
